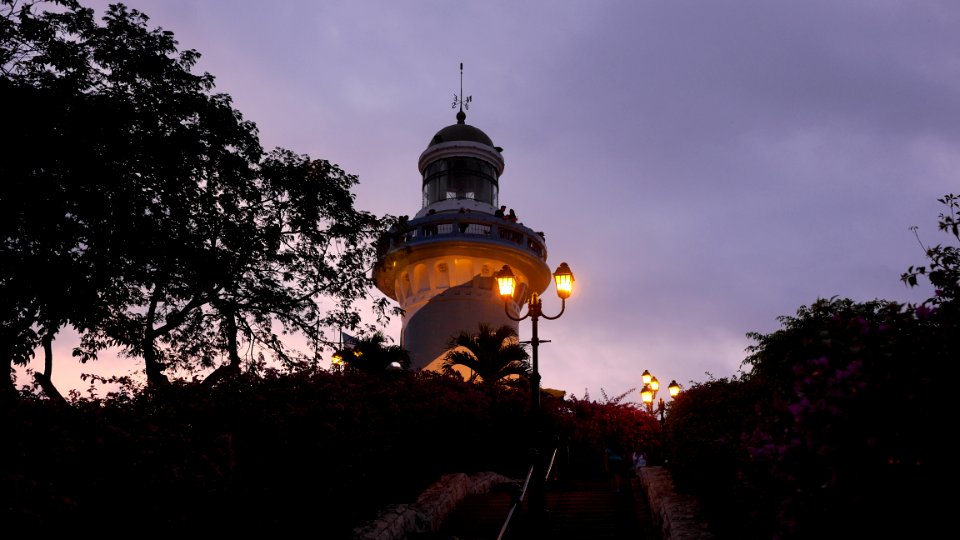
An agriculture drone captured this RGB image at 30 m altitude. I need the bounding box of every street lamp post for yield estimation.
[496,262,574,521]
[640,370,681,424]
[331,353,344,373]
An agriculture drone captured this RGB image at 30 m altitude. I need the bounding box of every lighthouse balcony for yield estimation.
[373,211,552,302]
[385,212,547,261]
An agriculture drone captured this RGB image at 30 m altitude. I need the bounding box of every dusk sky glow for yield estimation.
[22,0,959,402]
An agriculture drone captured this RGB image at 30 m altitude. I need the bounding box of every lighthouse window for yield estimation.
[422,157,499,207]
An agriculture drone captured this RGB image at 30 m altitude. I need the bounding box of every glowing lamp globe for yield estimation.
[496,265,518,301]
[640,384,654,405]
[553,262,574,299]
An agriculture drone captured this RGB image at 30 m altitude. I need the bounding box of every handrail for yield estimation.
[543,447,558,482]
[496,446,557,540]
[496,464,533,540]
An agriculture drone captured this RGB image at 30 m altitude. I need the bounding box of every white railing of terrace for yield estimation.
[387,213,547,262]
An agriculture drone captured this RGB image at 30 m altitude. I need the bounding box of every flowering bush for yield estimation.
[545,391,662,477]
[2,367,665,534]
[669,297,946,539]
[665,376,767,537]
[747,299,941,538]
[666,194,956,539]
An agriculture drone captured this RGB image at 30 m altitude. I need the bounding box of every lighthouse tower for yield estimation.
[373,107,552,370]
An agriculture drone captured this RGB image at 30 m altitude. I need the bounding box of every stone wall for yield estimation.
[636,466,716,540]
[352,471,515,540]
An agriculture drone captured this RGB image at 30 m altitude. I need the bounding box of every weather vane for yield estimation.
[452,62,472,112]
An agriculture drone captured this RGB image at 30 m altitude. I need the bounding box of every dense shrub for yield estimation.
[546,393,661,478]
[668,301,947,539]
[665,195,956,539]
[2,368,662,535]
[666,376,768,537]
[2,370,516,534]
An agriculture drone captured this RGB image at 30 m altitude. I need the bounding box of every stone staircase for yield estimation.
[413,474,660,540]
[354,467,714,540]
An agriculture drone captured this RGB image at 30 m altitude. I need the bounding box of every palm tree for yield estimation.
[338,331,411,374]
[442,323,530,386]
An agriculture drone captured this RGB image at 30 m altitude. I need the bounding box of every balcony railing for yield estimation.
[385,212,547,261]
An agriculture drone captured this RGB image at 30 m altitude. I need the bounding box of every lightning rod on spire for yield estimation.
[452,62,472,117]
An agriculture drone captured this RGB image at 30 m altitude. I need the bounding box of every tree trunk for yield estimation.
[34,333,66,405]
[143,288,169,387]
[143,339,169,387]
[202,305,242,388]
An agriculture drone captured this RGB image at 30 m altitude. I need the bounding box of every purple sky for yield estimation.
[22,1,959,402]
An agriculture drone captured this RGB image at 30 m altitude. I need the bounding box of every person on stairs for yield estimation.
[604,442,626,493]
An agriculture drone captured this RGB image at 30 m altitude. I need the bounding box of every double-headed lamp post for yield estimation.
[331,353,344,372]
[495,261,574,519]
[640,369,681,424]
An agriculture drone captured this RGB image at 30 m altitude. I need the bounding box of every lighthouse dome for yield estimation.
[418,111,505,213]
[427,111,495,148]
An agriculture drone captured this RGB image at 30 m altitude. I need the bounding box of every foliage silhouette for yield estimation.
[1,0,391,396]
[335,331,411,375]
[665,195,956,539]
[441,323,531,387]
[2,366,667,535]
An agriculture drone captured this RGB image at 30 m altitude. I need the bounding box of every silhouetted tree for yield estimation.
[0,1,390,395]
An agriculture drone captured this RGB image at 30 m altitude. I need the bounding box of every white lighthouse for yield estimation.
[373,107,552,370]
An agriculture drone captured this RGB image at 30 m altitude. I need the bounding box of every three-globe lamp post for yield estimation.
[640,370,681,424]
[495,261,574,520]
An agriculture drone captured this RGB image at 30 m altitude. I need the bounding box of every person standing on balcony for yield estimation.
[424,209,438,236]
